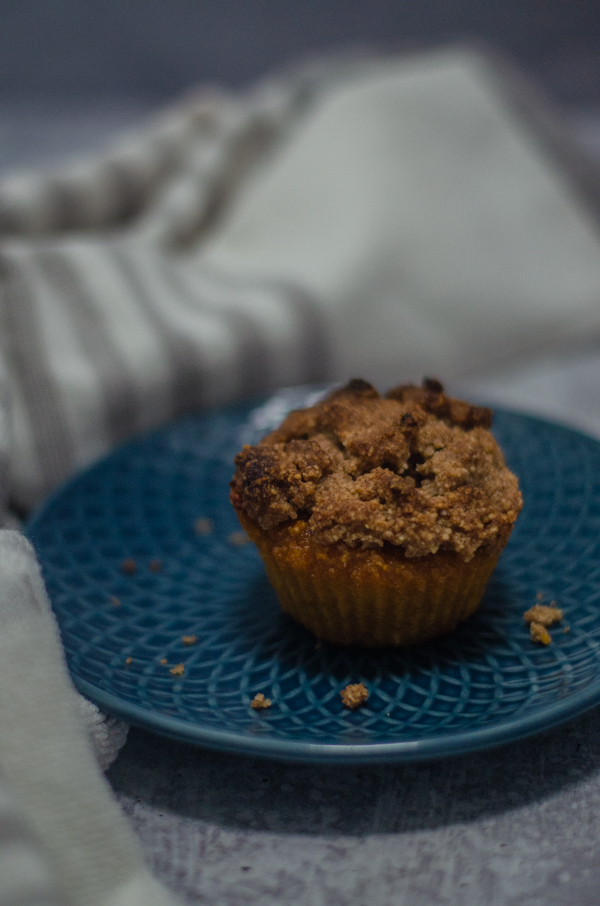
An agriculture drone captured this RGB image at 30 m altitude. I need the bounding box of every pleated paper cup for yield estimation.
[236,511,507,647]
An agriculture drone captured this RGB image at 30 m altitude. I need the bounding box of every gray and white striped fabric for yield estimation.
[0,71,334,518]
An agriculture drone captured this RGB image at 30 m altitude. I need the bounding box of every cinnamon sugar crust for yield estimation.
[230,379,522,562]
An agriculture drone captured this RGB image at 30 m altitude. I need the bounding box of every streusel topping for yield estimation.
[230,379,522,561]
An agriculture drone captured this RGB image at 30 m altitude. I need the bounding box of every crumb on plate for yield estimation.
[125,656,133,664]
[341,682,369,709]
[194,517,214,535]
[110,596,121,606]
[149,559,163,572]
[160,657,168,665]
[121,558,136,575]
[170,663,185,676]
[524,603,563,627]
[228,530,250,546]
[251,693,272,710]
[181,635,198,646]
[530,622,552,645]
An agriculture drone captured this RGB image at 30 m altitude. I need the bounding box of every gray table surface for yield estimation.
[3,98,600,906]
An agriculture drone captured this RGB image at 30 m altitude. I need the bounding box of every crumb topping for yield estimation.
[341,682,369,709]
[230,379,522,562]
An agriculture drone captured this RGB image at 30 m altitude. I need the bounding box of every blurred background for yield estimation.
[2,0,600,434]
[1,0,600,172]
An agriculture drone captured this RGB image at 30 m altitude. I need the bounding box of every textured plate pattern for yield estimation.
[26,396,600,763]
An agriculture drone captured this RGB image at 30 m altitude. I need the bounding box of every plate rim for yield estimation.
[72,672,600,764]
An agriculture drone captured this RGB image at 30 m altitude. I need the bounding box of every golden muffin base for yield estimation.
[236,510,508,647]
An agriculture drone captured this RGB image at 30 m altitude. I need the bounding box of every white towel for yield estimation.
[1,47,600,904]
[0,531,178,906]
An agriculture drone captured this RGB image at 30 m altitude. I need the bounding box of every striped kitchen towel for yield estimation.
[0,69,333,517]
[3,47,600,521]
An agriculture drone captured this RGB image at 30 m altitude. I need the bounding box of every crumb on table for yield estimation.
[194,518,214,535]
[251,693,272,710]
[121,558,136,575]
[170,663,185,676]
[524,603,563,627]
[530,622,552,645]
[341,682,369,709]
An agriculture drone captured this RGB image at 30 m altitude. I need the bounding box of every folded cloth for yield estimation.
[1,46,600,904]
[2,47,600,513]
[0,531,180,906]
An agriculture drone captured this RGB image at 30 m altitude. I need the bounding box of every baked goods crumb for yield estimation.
[563,627,571,634]
[170,663,185,676]
[530,622,551,646]
[341,683,369,709]
[536,592,544,601]
[194,517,214,535]
[228,531,250,546]
[149,559,163,572]
[251,693,272,710]
[121,558,136,575]
[181,635,198,646]
[125,656,133,664]
[523,604,563,627]
[110,596,121,606]
[160,658,168,665]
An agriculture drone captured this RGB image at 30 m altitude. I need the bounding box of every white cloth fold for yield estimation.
[1,46,600,905]
[198,50,600,384]
[0,531,177,906]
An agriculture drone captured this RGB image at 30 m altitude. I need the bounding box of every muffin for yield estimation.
[230,378,522,646]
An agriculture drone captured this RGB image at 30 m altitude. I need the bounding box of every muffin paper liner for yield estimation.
[236,511,505,647]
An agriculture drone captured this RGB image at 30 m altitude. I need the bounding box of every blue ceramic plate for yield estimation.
[26,389,600,763]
